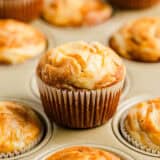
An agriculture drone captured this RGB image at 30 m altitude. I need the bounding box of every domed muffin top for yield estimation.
[109,17,160,62]
[0,19,47,64]
[46,146,121,160]
[125,98,160,149]
[0,101,42,153]
[37,41,125,90]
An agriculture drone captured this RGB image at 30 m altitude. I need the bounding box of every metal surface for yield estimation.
[0,4,160,160]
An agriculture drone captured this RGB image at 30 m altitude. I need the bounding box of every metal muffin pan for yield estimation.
[35,143,134,160]
[0,3,160,160]
[0,97,53,160]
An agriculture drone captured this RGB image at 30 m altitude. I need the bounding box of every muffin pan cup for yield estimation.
[112,95,160,157]
[0,97,53,160]
[35,143,134,160]
[120,111,160,155]
[36,75,125,129]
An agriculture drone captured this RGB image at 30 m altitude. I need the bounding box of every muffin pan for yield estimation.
[1,3,160,160]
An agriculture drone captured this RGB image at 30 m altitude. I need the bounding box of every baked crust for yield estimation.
[125,98,160,150]
[109,17,160,62]
[0,19,47,64]
[0,101,41,153]
[37,41,126,90]
[42,0,112,27]
[46,146,120,160]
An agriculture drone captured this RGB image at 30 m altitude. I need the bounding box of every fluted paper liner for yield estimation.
[109,0,159,9]
[0,0,43,21]
[37,76,124,129]
[120,112,160,155]
[0,113,44,159]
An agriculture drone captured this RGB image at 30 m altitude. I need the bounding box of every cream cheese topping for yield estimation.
[0,20,47,64]
[38,41,125,90]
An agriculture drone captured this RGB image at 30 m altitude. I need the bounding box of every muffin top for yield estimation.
[0,19,47,64]
[43,0,112,27]
[109,17,160,62]
[37,41,125,90]
[0,101,42,153]
[46,146,120,160]
[124,98,160,150]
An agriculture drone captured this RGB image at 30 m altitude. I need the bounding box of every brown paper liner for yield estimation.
[0,0,44,21]
[109,0,160,9]
[37,76,124,129]
[120,113,160,155]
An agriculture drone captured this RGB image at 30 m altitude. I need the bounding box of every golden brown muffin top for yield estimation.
[0,19,47,64]
[0,101,42,153]
[43,0,112,27]
[46,146,121,160]
[125,98,160,150]
[37,41,126,90]
[109,17,160,62]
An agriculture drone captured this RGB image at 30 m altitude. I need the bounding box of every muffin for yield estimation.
[109,17,160,62]
[42,0,112,27]
[36,41,126,129]
[0,19,47,65]
[45,146,120,160]
[108,0,160,9]
[0,0,44,21]
[0,101,43,158]
[121,98,160,154]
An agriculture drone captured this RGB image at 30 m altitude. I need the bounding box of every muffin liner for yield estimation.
[0,114,44,159]
[109,0,160,9]
[120,112,160,155]
[36,75,125,129]
[0,0,43,21]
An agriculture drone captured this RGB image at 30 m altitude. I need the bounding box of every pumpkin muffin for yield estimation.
[109,17,160,62]
[0,101,43,158]
[36,41,126,128]
[0,19,47,65]
[46,146,120,160]
[42,0,112,27]
[121,98,160,154]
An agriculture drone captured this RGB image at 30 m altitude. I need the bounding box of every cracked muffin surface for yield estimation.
[37,41,125,90]
[109,17,160,62]
[124,98,160,150]
[0,101,42,153]
[46,146,121,160]
[0,19,47,64]
[42,0,112,27]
